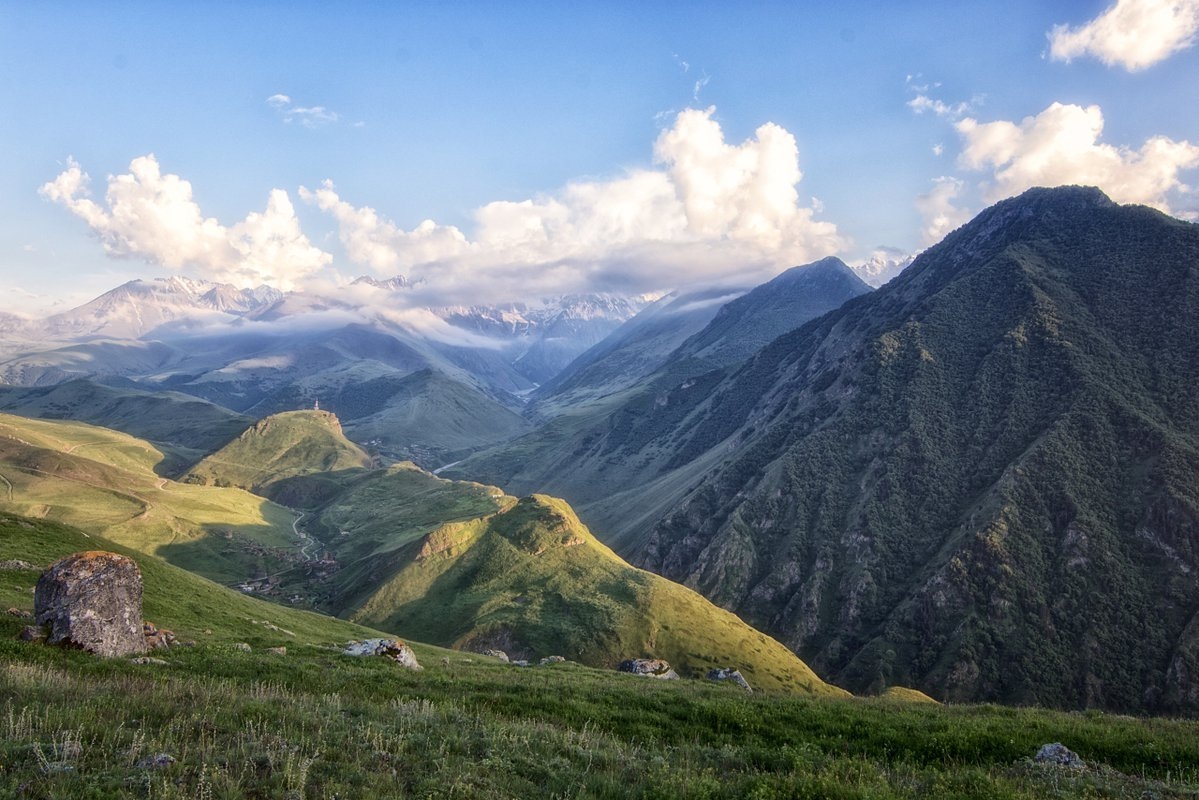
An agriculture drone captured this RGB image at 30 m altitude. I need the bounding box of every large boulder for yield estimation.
[342,638,423,670]
[35,551,147,658]
[617,658,679,680]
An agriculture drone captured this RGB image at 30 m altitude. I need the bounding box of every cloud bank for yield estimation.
[912,100,1198,245]
[1048,0,1199,71]
[956,102,1199,210]
[40,155,331,289]
[301,107,845,303]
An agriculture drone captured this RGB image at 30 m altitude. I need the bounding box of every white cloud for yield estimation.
[266,93,341,128]
[40,155,331,289]
[1048,0,1199,70]
[916,177,972,246]
[955,102,1199,210]
[908,94,971,119]
[303,106,845,304]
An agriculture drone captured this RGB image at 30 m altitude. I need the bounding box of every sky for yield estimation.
[2,0,1198,314]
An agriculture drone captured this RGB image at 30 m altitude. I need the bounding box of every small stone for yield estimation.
[1034,743,1085,768]
[707,667,753,693]
[617,658,679,679]
[232,642,252,652]
[19,625,45,642]
[539,655,566,666]
[7,607,32,618]
[130,656,169,666]
[266,646,287,656]
[135,753,176,769]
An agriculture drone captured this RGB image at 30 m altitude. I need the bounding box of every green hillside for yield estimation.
[0,511,381,646]
[342,490,840,694]
[0,412,299,583]
[338,368,532,467]
[0,378,252,472]
[184,409,374,505]
[494,187,1199,713]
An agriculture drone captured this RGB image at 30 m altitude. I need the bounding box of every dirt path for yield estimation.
[0,471,12,501]
[293,511,318,561]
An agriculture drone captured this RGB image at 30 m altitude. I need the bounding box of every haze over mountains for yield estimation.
[3,186,1198,714]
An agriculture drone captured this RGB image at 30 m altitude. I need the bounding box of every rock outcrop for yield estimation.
[342,638,423,670]
[34,551,147,658]
[1034,743,1085,768]
[707,667,752,692]
[617,658,679,679]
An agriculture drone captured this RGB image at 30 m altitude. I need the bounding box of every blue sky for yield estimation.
[2,1,1197,313]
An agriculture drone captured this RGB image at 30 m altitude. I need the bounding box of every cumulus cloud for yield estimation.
[1048,0,1199,71]
[303,106,845,304]
[955,102,1199,210]
[266,93,341,128]
[40,155,331,289]
[916,177,972,246]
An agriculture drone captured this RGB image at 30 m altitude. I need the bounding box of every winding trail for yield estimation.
[293,511,318,561]
[0,471,12,501]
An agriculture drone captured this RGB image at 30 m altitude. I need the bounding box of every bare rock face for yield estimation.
[707,667,753,693]
[617,658,679,679]
[35,551,147,658]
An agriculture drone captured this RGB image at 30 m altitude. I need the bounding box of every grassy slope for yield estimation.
[0,512,381,646]
[0,378,252,472]
[329,478,839,695]
[0,413,299,583]
[338,369,533,468]
[184,410,373,505]
[2,601,1199,798]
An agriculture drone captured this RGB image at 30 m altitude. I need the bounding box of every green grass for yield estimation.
[185,410,373,499]
[3,620,1199,798]
[0,413,301,584]
[343,492,845,695]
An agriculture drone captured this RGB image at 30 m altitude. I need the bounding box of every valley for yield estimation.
[1,187,1198,794]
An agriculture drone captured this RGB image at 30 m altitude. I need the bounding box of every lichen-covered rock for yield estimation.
[342,638,423,670]
[143,621,177,650]
[1034,743,1085,768]
[539,655,566,666]
[481,648,509,662]
[35,551,147,658]
[617,658,679,679]
[266,646,287,656]
[707,667,752,692]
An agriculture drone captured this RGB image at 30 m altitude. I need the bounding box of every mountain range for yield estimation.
[2,185,1197,714]
[454,187,1199,712]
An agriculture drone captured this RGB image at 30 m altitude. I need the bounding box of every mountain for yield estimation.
[337,369,532,466]
[501,186,1199,712]
[344,487,841,693]
[666,257,871,371]
[0,378,251,466]
[447,257,875,540]
[35,276,282,340]
[184,410,374,505]
[528,286,747,419]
